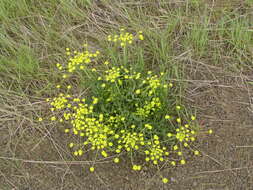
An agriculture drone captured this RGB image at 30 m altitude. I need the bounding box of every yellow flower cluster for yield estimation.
[107,115,125,127]
[105,67,121,82]
[107,29,144,47]
[72,107,114,151]
[135,97,161,117]
[147,75,162,96]
[59,47,100,74]
[167,122,197,143]
[103,66,143,85]
[38,31,214,184]
[108,29,133,47]
[119,132,145,151]
[145,142,168,165]
[50,94,69,110]
[132,165,142,171]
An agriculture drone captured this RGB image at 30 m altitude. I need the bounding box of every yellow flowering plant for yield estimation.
[39,29,212,184]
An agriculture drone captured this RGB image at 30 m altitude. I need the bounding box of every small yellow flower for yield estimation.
[162,178,169,184]
[69,143,74,148]
[191,116,196,120]
[194,150,200,155]
[154,140,159,145]
[101,150,108,157]
[120,130,125,133]
[74,151,78,156]
[51,116,56,121]
[132,165,138,171]
[116,149,121,153]
[78,149,83,156]
[135,89,141,94]
[153,135,159,140]
[176,106,181,110]
[165,115,171,119]
[176,118,181,123]
[108,142,113,146]
[167,133,173,137]
[208,129,213,134]
[180,159,186,165]
[113,158,119,163]
[144,124,152,130]
[38,117,43,122]
[89,167,95,172]
[64,129,70,133]
[92,97,99,104]
[171,161,176,166]
[67,85,72,89]
[115,134,119,139]
[173,145,178,151]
